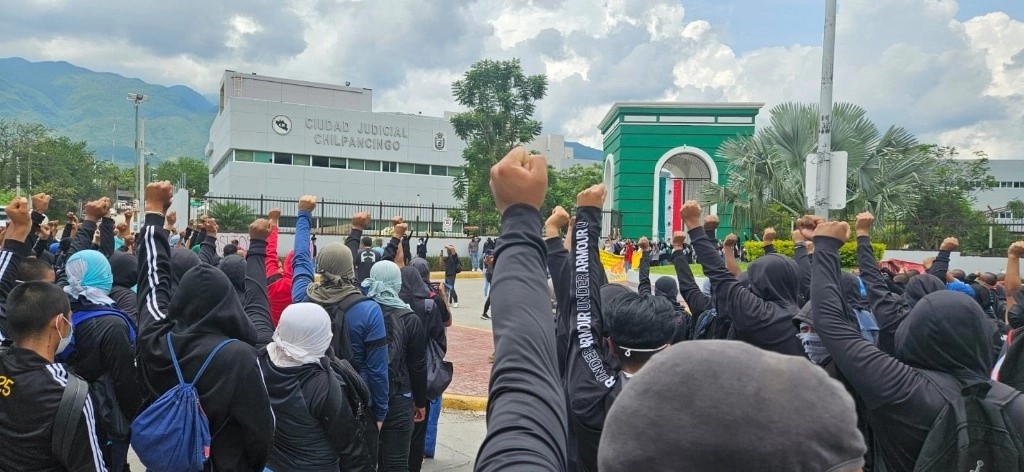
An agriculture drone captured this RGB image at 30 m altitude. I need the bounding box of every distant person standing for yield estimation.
[416,234,429,259]
[483,237,495,254]
[468,236,481,272]
[623,239,635,272]
[356,236,380,286]
[443,246,461,308]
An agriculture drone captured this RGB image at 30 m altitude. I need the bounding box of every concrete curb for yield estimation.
[443,394,488,412]
[429,271,485,280]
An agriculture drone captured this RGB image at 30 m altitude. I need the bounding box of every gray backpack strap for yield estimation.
[52,373,89,466]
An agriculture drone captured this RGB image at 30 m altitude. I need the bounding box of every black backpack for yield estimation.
[381,306,411,395]
[913,370,1024,471]
[326,295,370,363]
[692,308,734,340]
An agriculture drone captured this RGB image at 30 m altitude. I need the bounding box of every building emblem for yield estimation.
[433,132,446,151]
[272,115,292,135]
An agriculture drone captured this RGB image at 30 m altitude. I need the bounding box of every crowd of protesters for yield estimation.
[1,145,1024,472]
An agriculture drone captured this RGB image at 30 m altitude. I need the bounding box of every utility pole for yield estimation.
[14,152,20,197]
[127,93,148,211]
[813,0,838,217]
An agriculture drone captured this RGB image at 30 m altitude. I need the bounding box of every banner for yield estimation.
[599,250,641,284]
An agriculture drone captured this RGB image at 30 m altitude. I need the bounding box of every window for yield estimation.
[382,162,398,173]
[234,150,254,162]
[414,164,431,175]
[330,157,347,169]
[448,166,463,177]
[364,160,381,171]
[431,165,447,176]
[399,163,415,174]
[348,159,365,170]
[293,154,311,166]
[312,156,330,168]
[254,151,273,163]
[1016,182,1023,189]
[274,153,292,165]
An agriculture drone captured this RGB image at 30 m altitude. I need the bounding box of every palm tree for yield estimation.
[207,201,256,233]
[702,102,936,226]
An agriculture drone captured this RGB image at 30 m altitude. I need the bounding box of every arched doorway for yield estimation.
[651,146,718,239]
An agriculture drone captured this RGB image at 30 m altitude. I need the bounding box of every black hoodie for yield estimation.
[812,235,1024,471]
[135,214,274,472]
[689,226,803,356]
[108,251,138,322]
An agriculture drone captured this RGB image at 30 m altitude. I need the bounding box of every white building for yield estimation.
[207,71,583,206]
[975,159,1024,223]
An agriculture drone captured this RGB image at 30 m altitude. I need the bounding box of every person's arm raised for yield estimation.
[545,206,573,318]
[136,182,175,338]
[723,234,742,278]
[637,237,654,295]
[928,237,957,281]
[265,209,281,279]
[1005,242,1024,323]
[476,147,567,471]
[0,198,32,302]
[199,218,221,266]
[290,196,317,304]
[673,232,710,316]
[854,212,906,353]
[243,219,274,347]
[347,212,371,264]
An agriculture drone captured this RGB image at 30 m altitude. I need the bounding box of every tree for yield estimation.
[450,59,548,233]
[544,164,604,214]
[702,102,936,229]
[207,201,256,233]
[155,156,209,197]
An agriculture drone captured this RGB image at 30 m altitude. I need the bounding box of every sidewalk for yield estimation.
[430,271,484,280]
[442,325,493,411]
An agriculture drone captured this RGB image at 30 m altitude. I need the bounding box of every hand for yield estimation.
[391,215,405,226]
[6,197,30,227]
[413,407,426,423]
[351,212,371,230]
[855,212,875,237]
[145,181,174,214]
[84,197,111,221]
[545,206,571,230]
[394,223,408,239]
[249,218,272,240]
[797,215,823,241]
[671,231,686,250]
[92,229,101,245]
[724,233,739,248]
[1008,241,1024,259]
[489,146,548,213]
[639,236,651,252]
[940,237,960,252]
[31,193,50,213]
[268,208,281,225]
[703,214,720,232]
[680,200,702,230]
[123,208,134,221]
[763,227,777,244]
[165,211,178,229]
[576,184,607,209]
[204,218,219,236]
[813,221,851,242]
[124,234,135,250]
[298,195,317,212]
[38,223,52,240]
[66,211,78,222]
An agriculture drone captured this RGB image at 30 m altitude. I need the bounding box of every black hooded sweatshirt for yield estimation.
[689,226,803,356]
[135,214,275,471]
[812,235,1024,471]
[108,251,138,322]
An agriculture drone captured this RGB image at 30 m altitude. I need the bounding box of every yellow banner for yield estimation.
[599,251,639,284]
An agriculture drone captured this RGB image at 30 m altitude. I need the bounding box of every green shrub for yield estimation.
[425,256,473,272]
[743,240,885,267]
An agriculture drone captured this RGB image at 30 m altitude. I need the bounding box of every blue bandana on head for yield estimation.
[361,260,410,310]
[63,250,115,306]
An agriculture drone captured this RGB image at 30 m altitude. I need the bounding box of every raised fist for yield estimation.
[680,200,703,230]
[394,223,408,239]
[32,193,50,213]
[1009,241,1024,259]
[66,211,78,222]
[249,218,272,240]
[576,184,607,209]
[671,231,686,249]
[84,198,111,221]
[298,195,317,212]
[204,218,219,236]
[797,215,823,241]
[704,215,720,232]
[763,227,778,244]
[813,221,851,242]
[639,236,651,252]
[546,206,571,230]
[351,212,372,231]
[37,221,52,240]
[489,146,548,213]
[166,211,177,228]
[391,216,405,226]
[123,208,134,221]
[268,208,281,223]
[145,181,174,214]
[940,237,960,252]
[5,197,30,226]
[855,212,874,237]
[724,233,739,247]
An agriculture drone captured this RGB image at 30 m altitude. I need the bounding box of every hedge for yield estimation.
[743,241,885,268]
[279,255,473,272]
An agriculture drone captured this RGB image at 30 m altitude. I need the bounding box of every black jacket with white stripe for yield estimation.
[0,346,108,471]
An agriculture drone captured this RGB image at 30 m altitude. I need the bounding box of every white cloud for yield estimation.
[0,0,1021,157]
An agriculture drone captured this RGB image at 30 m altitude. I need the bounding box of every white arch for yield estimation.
[603,154,615,233]
[651,146,719,237]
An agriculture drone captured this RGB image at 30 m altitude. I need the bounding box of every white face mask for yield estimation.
[56,315,73,355]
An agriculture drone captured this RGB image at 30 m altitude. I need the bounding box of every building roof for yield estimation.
[598,101,765,133]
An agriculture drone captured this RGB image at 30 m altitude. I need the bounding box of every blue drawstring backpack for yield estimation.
[131,332,236,472]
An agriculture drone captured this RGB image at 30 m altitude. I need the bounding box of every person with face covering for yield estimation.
[135,182,274,471]
[993,242,1024,391]
[259,303,373,472]
[812,219,1024,471]
[107,251,138,322]
[291,199,391,433]
[362,260,427,472]
[680,201,803,356]
[635,238,689,343]
[57,248,141,471]
[855,212,947,354]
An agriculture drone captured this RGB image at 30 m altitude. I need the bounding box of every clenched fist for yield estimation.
[204,218,219,236]
[763,227,777,244]
[680,201,703,230]
[855,212,874,237]
[268,208,282,223]
[351,212,372,230]
[639,237,651,252]
[704,215,720,232]
[249,218,272,240]
[84,198,112,221]
[724,234,739,248]
[394,223,408,239]
[166,211,177,228]
[145,181,174,214]
[940,237,960,252]
[576,184,607,209]
[6,197,30,226]
[814,221,850,242]
[671,231,686,250]
[32,193,50,213]
[1007,241,1024,259]
[489,146,548,213]
[298,195,317,212]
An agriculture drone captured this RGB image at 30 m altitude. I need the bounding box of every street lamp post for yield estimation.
[127,93,148,211]
[813,0,838,217]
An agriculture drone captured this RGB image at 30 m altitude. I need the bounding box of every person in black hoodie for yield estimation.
[442,245,460,307]
[680,201,803,356]
[107,252,138,323]
[636,237,689,343]
[259,302,373,471]
[135,181,274,472]
[811,219,1024,471]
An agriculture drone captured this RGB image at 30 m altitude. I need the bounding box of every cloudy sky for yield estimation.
[1,0,1022,157]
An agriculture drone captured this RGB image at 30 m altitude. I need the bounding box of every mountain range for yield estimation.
[0,57,602,166]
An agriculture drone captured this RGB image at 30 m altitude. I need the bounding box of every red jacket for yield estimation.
[265,226,294,327]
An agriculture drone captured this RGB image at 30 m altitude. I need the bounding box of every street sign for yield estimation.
[805,151,848,210]
[442,217,453,232]
[190,200,202,208]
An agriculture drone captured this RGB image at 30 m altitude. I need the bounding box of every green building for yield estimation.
[599,102,764,240]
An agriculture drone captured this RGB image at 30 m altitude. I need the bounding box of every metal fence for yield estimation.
[203,194,623,237]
